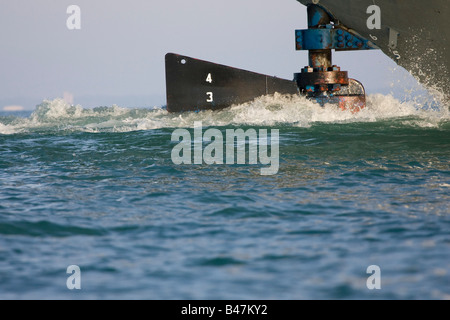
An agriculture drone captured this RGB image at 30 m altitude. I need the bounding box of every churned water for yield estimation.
[0,94,449,300]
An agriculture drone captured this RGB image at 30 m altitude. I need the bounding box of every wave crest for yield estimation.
[0,94,448,135]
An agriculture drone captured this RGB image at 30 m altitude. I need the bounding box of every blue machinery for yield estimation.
[165,4,378,113]
[294,4,378,111]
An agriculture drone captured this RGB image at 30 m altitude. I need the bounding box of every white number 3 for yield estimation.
[206,92,214,102]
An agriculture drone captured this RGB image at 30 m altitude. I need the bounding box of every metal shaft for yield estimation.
[307,5,332,69]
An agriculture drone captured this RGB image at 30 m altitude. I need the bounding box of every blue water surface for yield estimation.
[0,101,449,300]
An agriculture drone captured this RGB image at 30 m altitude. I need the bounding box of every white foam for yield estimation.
[0,94,448,135]
[0,123,18,135]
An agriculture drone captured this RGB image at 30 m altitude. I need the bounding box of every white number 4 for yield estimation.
[206,73,213,83]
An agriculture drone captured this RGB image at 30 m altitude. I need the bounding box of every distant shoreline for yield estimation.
[3,106,25,112]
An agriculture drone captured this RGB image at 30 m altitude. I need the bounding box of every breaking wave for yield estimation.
[0,93,448,135]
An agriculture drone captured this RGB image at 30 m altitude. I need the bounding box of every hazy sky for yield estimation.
[0,0,415,110]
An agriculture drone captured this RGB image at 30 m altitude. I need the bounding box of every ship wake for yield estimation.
[0,93,448,135]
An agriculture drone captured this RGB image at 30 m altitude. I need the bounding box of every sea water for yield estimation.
[0,93,449,299]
